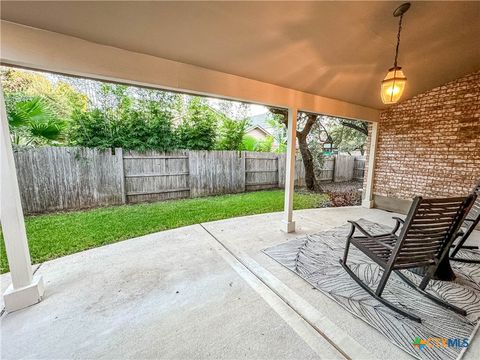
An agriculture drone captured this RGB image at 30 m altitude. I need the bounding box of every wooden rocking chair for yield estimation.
[340,195,476,323]
[450,181,480,264]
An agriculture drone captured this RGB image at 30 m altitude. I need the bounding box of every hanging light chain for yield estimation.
[393,14,404,68]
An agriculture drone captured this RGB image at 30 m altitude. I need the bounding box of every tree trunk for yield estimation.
[268,109,320,192]
[297,133,318,191]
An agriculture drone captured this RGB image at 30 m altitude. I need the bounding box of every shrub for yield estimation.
[256,136,274,152]
[68,102,176,151]
[117,103,176,151]
[241,135,274,152]
[175,98,217,150]
[68,109,116,149]
[216,118,248,150]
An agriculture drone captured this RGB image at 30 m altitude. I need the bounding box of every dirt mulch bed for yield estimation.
[318,180,363,193]
[319,180,363,207]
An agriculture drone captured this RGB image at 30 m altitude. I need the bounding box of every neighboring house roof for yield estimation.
[246,112,276,136]
[245,124,272,137]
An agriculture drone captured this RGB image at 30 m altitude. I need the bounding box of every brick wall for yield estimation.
[365,71,480,201]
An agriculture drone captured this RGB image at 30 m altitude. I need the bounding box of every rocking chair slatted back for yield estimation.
[450,181,480,263]
[341,194,476,322]
[392,196,475,269]
[465,183,480,222]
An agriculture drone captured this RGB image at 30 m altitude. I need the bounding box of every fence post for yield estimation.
[243,151,247,192]
[117,148,127,204]
[187,151,192,198]
[332,155,336,182]
[242,151,247,192]
[276,155,280,187]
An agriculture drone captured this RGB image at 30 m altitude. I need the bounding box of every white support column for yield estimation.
[0,87,44,312]
[362,122,378,208]
[282,108,297,233]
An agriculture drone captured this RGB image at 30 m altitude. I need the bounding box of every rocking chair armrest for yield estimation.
[347,220,375,239]
[391,217,405,235]
[347,221,395,250]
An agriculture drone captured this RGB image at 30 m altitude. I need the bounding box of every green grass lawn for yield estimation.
[0,190,328,273]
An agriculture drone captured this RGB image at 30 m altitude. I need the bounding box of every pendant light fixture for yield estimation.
[381,2,411,105]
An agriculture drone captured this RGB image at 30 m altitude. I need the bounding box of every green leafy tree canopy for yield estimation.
[216,117,249,150]
[175,98,218,150]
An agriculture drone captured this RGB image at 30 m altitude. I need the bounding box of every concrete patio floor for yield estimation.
[1,207,479,359]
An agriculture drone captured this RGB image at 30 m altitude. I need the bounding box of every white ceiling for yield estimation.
[1,1,479,109]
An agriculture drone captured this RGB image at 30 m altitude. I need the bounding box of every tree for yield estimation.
[67,82,178,151]
[339,119,368,136]
[241,135,274,152]
[269,109,319,191]
[116,104,176,151]
[256,136,274,152]
[268,110,369,190]
[68,100,176,151]
[7,97,65,146]
[215,99,249,120]
[1,67,88,120]
[266,115,287,153]
[216,117,249,150]
[313,117,369,155]
[140,102,176,151]
[175,98,217,150]
[241,135,258,151]
[68,109,114,148]
[330,122,367,155]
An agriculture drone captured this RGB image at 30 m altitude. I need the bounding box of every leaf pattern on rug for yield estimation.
[263,219,480,360]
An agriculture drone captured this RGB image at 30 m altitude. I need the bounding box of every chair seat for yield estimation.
[350,233,397,267]
[341,194,476,322]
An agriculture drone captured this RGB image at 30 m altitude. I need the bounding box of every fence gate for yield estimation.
[353,158,366,180]
[317,156,335,182]
[122,150,190,203]
[333,155,355,182]
[245,152,279,191]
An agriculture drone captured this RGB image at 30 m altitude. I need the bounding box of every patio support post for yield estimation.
[0,87,44,312]
[362,122,378,208]
[282,107,297,233]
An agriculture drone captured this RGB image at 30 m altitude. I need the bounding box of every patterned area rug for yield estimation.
[263,219,480,360]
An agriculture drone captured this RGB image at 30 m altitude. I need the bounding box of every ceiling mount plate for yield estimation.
[393,2,411,17]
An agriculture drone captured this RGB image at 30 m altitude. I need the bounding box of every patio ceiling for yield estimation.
[1,1,479,109]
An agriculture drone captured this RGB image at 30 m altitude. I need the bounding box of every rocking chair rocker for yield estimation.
[450,181,480,264]
[340,195,476,323]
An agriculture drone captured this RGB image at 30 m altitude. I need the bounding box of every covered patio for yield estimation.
[3,207,478,359]
[1,1,479,359]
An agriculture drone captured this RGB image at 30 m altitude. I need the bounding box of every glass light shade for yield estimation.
[381,67,407,104]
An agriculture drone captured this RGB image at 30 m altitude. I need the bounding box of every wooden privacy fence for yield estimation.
[317,157,335,181]
[353,158,366,180]
[123,150,190,203]
[334,155,355,182]
[13,147,365,213]
[14,147,124,213]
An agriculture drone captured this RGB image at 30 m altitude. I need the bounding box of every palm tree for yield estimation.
[7,97,65,146]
